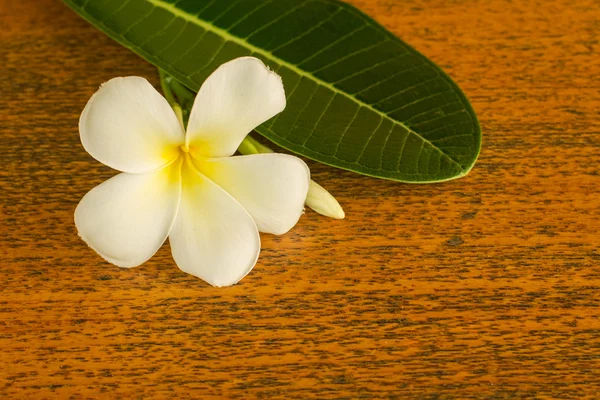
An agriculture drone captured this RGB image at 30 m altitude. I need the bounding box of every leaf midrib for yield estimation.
[147,0,464,170]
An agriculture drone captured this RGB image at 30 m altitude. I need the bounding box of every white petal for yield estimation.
[74,160,182,267]
[193,154,310,235]
[186,57,286,157]
[169,156,260,287]
[80,77,185,173]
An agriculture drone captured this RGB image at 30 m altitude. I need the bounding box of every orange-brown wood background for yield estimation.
[1,0,599,398]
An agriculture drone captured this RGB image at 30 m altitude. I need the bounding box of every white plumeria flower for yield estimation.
[75,57,310,287]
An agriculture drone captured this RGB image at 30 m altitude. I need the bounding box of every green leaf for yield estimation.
[63,0,481,182]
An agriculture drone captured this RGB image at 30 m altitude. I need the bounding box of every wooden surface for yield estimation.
[1,0,599,398]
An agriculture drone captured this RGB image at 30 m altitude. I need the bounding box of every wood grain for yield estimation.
[1,0,599,398]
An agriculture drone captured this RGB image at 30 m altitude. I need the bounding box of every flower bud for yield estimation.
[305,180,345,220]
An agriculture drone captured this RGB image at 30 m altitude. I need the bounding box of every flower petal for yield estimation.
[80,77,184,173]
[74,160,182,267]
[194,154,310,235]
[169,157,260,287]
[186,57,286,157]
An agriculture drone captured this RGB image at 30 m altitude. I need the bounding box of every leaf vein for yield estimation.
[297,25,367,68]
[372,75,443,108]
[121,5,155,36]
[225,0,275,31]
[169,29,209,66]
[429,133,473,144]
[245,2,309,42]
[331,104,362,156]
[352,61,428,96]
[301,92,337,146]
[138,16,177,47]
[311,38,390,75]
[154,21,189,58]
[393,130,410,172]
[373,122,395,170]
[282,80,320,140]
[408,108,467,128]
[270,9,342,54]
[355,114,384,163]
[415,141,425,174]
[385,89,457,116]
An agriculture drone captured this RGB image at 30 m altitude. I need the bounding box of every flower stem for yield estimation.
[236,137,259,155]
[158,69,177,107]
[240,135,274,154]
[172,104,184,129]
